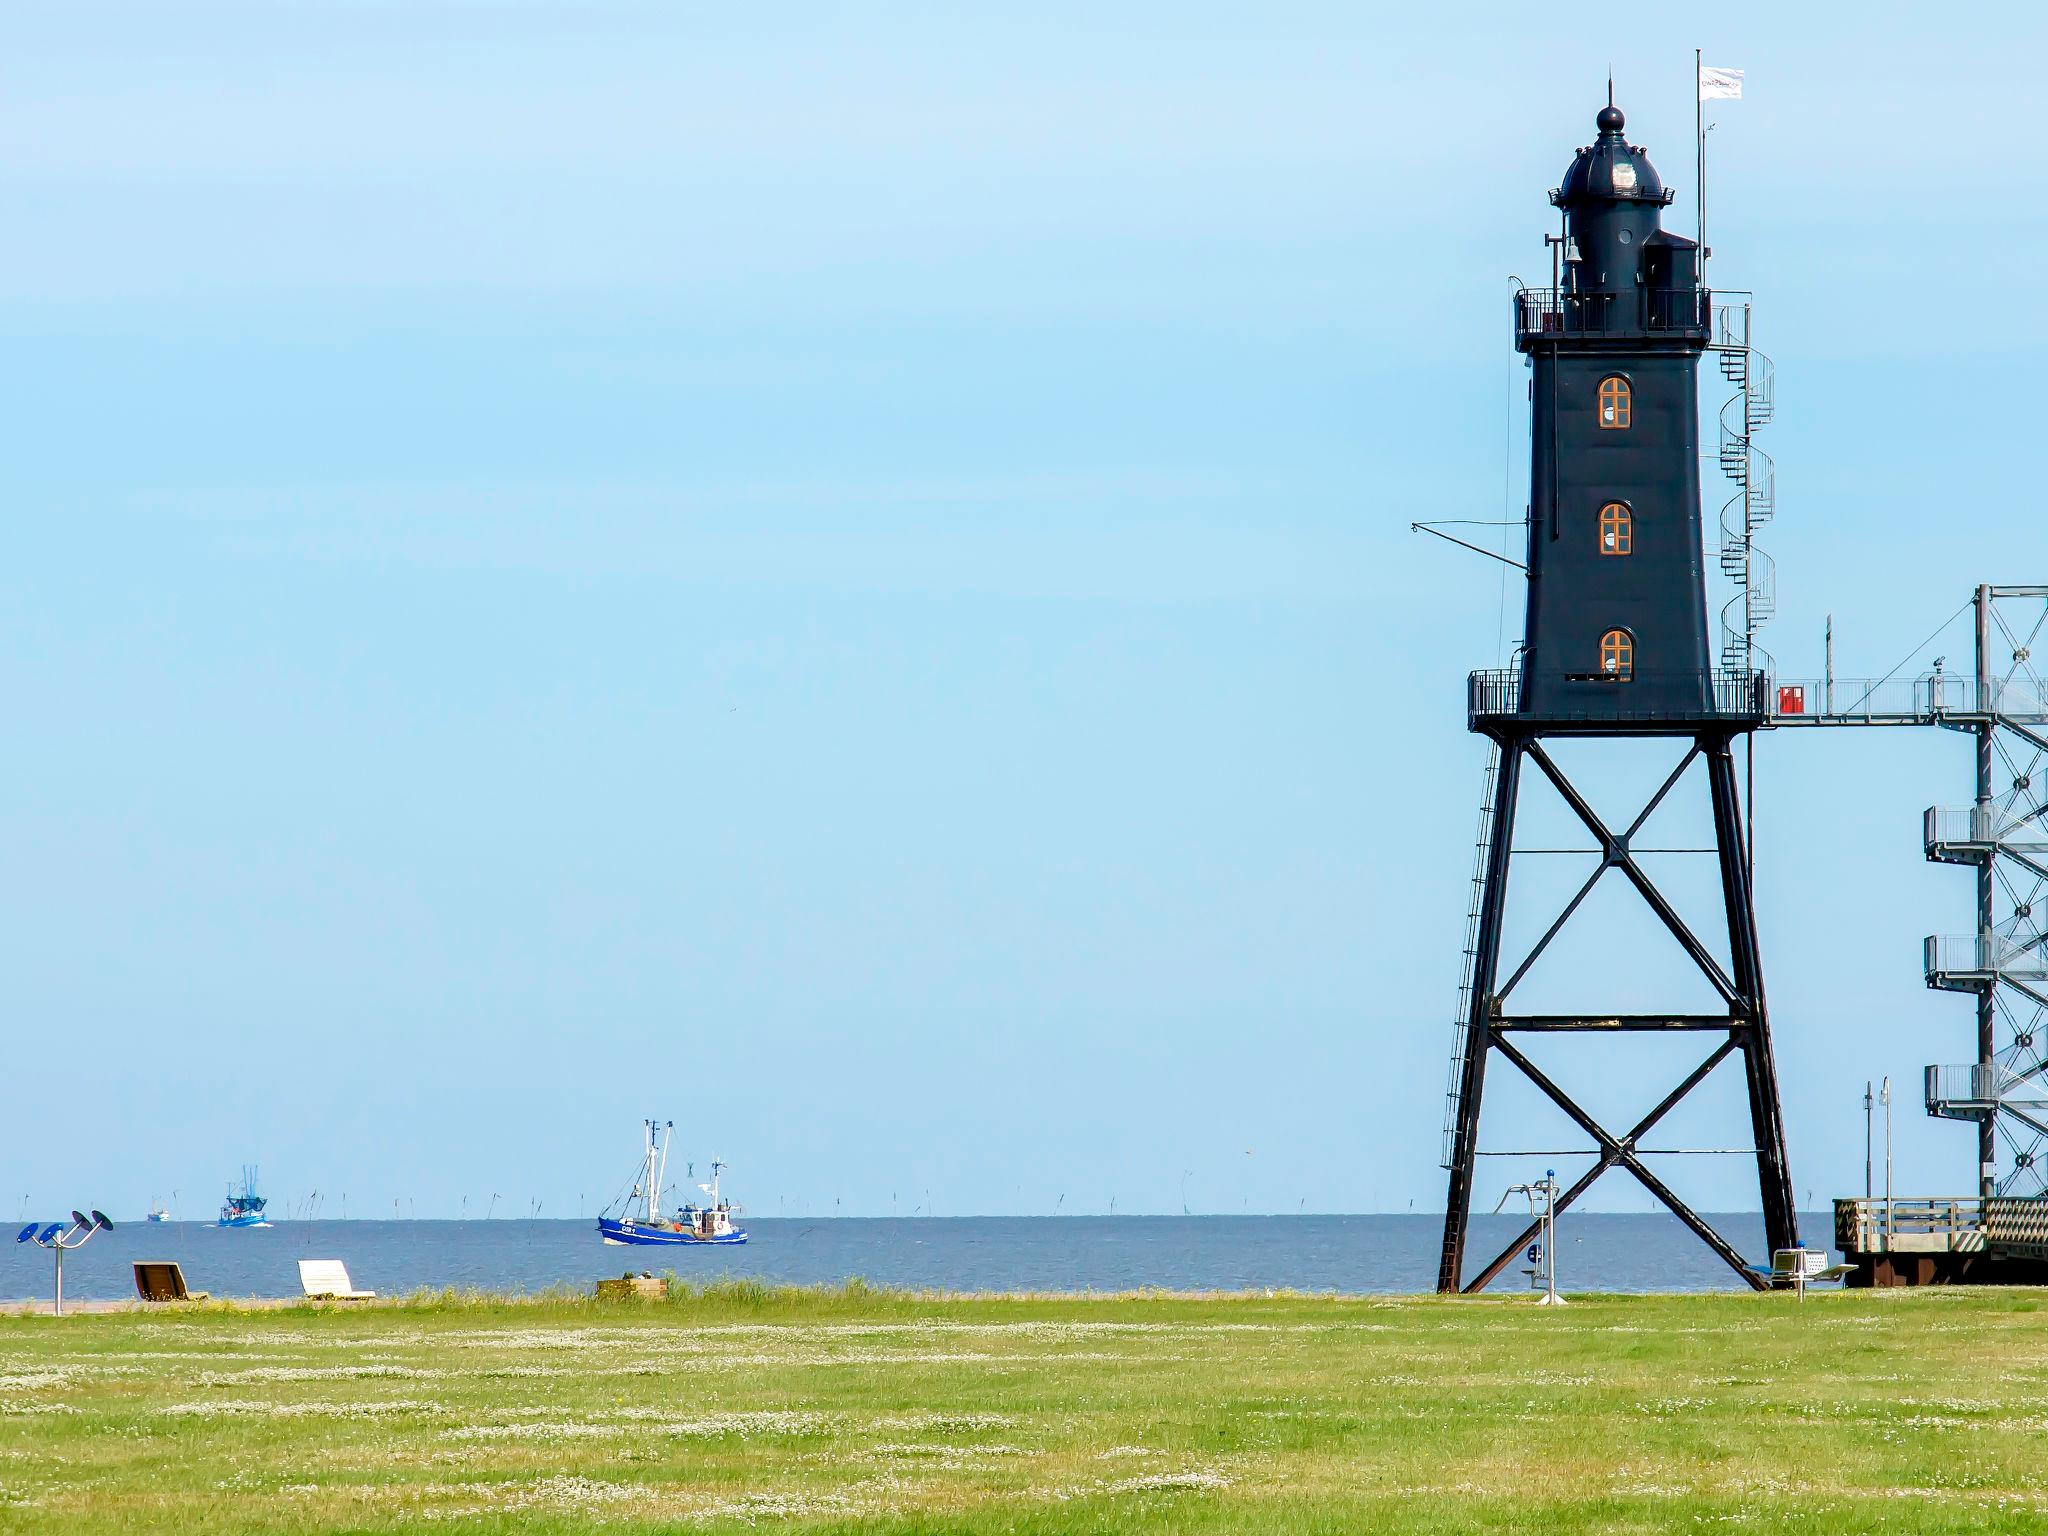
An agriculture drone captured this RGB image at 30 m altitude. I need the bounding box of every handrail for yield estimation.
[1925,933,2048,976]
[1513,287,1712,341]
[1470,669,1766,723]
[1926,805,2048,847]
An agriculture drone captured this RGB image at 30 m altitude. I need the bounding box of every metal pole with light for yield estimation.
[1493,1174,1566,1306]
[1864,1081,1874,1199]
[1538,1170,1563,1307]
[16,1210,113,1317]
[1883,1076,1895,1240]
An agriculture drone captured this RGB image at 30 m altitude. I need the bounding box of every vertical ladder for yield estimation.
[1442,742,1502,1168]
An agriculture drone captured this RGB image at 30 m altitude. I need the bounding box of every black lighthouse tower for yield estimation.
[1436,102,1798,1293]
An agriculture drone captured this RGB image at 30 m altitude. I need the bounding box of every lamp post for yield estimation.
[1494,1173,1564,1305]
[17,1210,113,1316]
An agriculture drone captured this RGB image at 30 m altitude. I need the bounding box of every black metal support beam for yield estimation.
[1495,1014,1745,1032]
[1705,735,1799,1259]
[1436,743,1525,1294]
[1488,1035,1766,1290]
[1462,1035,1741,1292]
[1438,729,1797,1295]
[1525,742,1742,1006]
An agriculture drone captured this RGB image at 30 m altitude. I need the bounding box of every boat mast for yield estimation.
[641,1120,656,1223]
[653,1120,674,1223]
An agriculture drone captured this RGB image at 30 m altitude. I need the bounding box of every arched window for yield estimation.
[1599,501,1633,556]
[1600,628,1634,679]
[1598,376,1631,429]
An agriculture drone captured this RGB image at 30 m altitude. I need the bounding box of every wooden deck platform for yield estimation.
[1835,1197,2048,1285]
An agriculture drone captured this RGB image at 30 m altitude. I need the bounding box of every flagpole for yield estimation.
[1695,47,1706,280]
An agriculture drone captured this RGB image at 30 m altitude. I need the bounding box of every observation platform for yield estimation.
[1467,669,1765,733]
[1513,287,1709,346]
[1763,675,2048,728]
[1834,1197,2048,1286]
[1923,1063,2048,1123]
[1467,671,2048,735]
[1924,934,2048,991]
[1924,806,2048,865]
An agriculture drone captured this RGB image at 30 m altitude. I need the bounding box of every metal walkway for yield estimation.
[1770,588,2048,1197]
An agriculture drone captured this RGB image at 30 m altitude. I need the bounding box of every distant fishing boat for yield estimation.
[596,1120,747,1246]
[217,1166,271,1229]
[145,1196,170,1224]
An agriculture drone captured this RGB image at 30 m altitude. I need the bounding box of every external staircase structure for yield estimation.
[1770,586,2048,1200]
[1713,303,1775,674]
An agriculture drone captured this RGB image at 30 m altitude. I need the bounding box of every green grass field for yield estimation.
[3,1281,2046,1532]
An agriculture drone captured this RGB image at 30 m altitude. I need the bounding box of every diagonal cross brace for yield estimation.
[1496,742,1713,1002]
[1470,1033,1766,1291]
[1461,1033,1743,1292]
[1496,747,1700,1000]
[1511,742,1743,1008]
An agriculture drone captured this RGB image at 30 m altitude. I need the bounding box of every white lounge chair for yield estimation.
[298,1258,376,1300]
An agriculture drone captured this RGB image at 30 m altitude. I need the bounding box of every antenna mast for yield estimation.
[1695,47,1706,277]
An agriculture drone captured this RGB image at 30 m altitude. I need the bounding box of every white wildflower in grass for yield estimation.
[871,1411,1015,1432]
[1046,1467,1232,1500]
[468,1364,570,1379]
[679,1490,857,1525]
[447,1409,834,1443]
[444,1422,627,1442]
[496,1475,645,1511]
[192,1364,444,1385]
[99,1351,306,1364]
[162,1399,438,1420]
[868,1442,1026,1461]
[1108,1470,1232,1493]
[0,1370,79,1390]
[0,1400,79,1416]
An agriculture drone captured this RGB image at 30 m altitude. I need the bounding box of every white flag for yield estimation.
[1699,65,1744,101]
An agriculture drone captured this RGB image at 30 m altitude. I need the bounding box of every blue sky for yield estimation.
[3,3,2041,1223]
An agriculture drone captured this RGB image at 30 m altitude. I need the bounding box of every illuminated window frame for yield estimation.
[1599,627,1634,679]
[1598,375,1632,429]
[1599,501,1633,556]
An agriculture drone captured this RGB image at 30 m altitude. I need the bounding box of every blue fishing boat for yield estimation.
[217,1166,271,1229]
[596,1120,747,1246]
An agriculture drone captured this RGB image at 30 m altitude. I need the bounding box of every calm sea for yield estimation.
[6,1213,1839,1302]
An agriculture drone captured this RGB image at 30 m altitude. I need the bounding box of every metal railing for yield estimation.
[1469,668,1765,723]
[1987,677,2048,716]
[1835,1196,1984,1252]
[1985,1199,2048,1251]
[1926,805,2048,847]
[1926,1062,2007,1113]
[1925,933,2048,977]
[1768,675,1986,721]
[1838,1196,2048,1255]
[1513,287,1712,342]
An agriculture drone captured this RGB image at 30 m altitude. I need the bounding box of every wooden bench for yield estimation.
[133,1261,209,1302]
[595,1274,667,1301]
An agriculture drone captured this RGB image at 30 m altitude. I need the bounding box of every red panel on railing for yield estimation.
[1777,685,1806,715]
